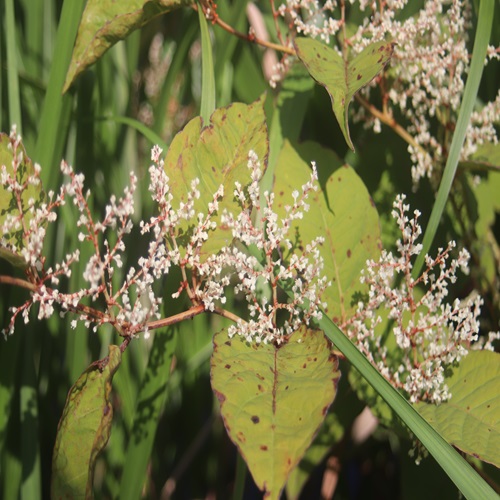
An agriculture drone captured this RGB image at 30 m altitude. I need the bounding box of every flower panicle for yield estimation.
[2,139,329,345]
[345,194,483,405]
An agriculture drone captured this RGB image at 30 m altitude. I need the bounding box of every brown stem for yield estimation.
[194,3,295,56]
[354,94,425,154]
[144,304,206,331]
[0,275,37,292]
[212,306,244,325]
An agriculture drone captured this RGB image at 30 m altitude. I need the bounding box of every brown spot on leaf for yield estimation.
[258,384,264,392]
[260,445,268,451]
[212,166,216,173]
[237,431,246,442]
[251,415,260,424]
[347,249,352,258]
[214,389,226,403]
[357,74,362,80]
[322,405,329,415]
[225,364,231,369]
[225,340,231,347]
[303,363,307,369]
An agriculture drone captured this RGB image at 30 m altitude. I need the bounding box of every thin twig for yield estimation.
[194,2,295,56]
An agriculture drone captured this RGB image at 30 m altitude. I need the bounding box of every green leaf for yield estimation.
[317,315,498,499]
[415,351,500,467]
[211,327,340,500]
[63,0,193,92]
[165,98,268,258]
[460,141,500,172]
[0,132,45,268]
[51,345,122,499]
[119,328,177,500]
[285,365,365,499]
[273,140,381,323]
[295,38,394,150]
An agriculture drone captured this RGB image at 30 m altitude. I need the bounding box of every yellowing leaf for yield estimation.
[415,350,500,467]
[64,0,193,91]
[295,38,394,150]
[165,98,268,258]
[211,327,340,500]
[51,345,122,498]
[274,141,381,323]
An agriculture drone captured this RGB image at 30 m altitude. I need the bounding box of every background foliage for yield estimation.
[0,0,499,498]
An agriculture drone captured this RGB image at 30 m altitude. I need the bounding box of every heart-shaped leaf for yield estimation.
[295,38,394,150]
[165,97,268,258]
[211,327,340,500]
[273,140,381,323]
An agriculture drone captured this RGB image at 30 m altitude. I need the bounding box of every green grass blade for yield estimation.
[20,330,41,500]
[197,3,216,122]
[34,0,86,188]
[5,0,22,129]
[318,315,498,500]
[118,328,177,500]
[99,115,168,150]
[412,0,494,278]
[153,19,198,136]
[232,453,247,500]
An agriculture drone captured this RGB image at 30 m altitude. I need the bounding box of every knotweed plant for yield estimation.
[1,127,327,346]
[343,194,483,404]
[271,0,500,185]
[2,126,487,403]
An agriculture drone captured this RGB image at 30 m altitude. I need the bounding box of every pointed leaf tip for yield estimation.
[295,38,394,151]
[64,0,194,92]
[211,327,340,499]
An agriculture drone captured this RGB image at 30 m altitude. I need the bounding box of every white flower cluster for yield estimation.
[348,0,499,184]
[1,134,329,344]
[197,150,329,344]
[344,194,483,404]
[278,0,343,45]
[276,0,499,185]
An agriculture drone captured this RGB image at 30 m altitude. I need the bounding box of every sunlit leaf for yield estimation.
[460,141,500,171]
[64,0,193,91]
[51,345,122,498]
[415,350,500,467]
[165,97,268,258]
[273,140,381,323]
[0,132,45,268]
[211,327,340,500]
[295,38,394,150]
